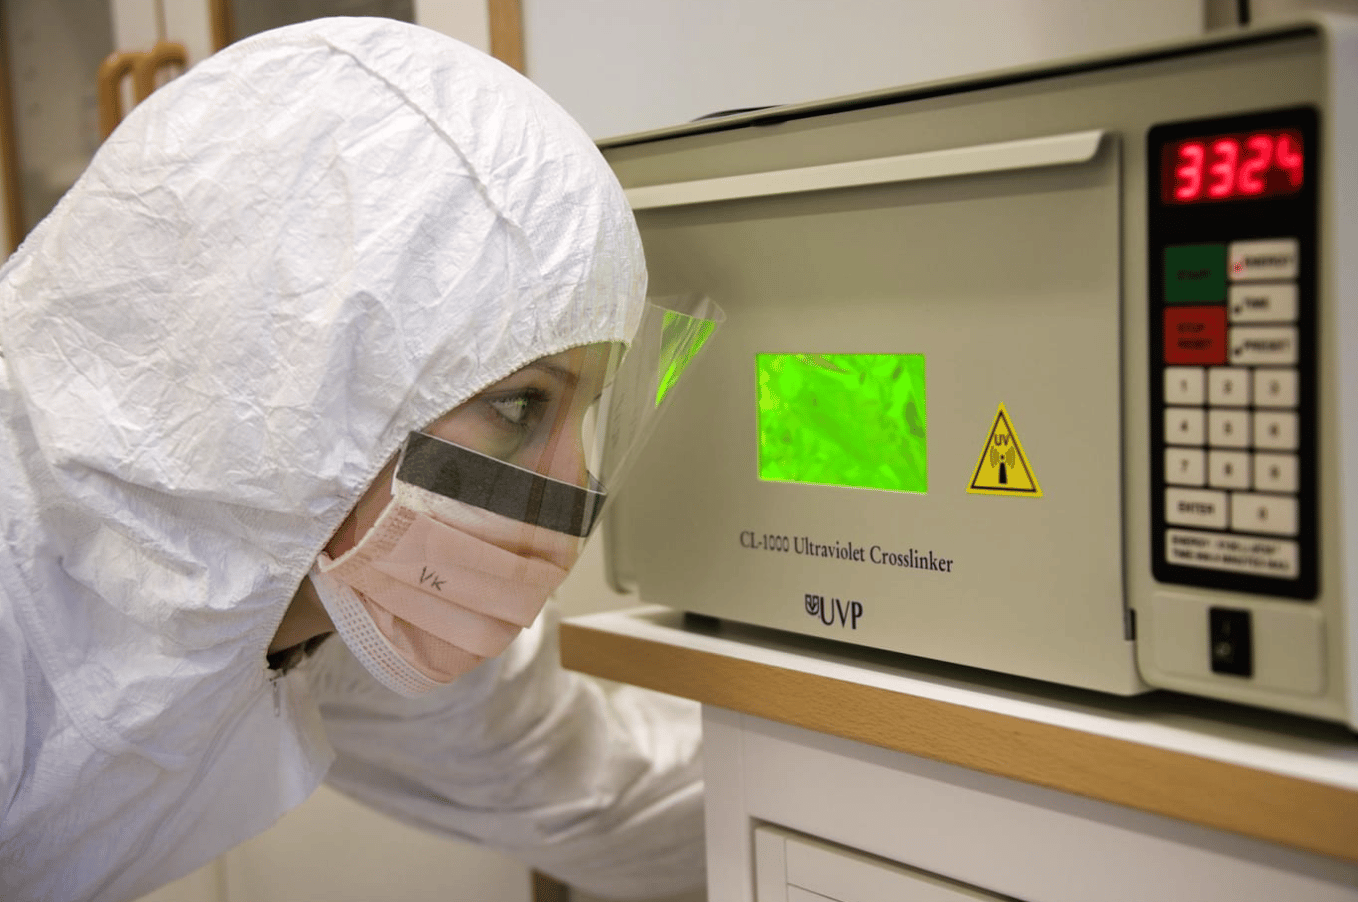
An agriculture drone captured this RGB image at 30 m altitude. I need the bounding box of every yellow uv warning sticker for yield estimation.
[967,403,1042,497]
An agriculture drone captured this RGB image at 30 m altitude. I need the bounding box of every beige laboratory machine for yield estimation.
[601,16,1358,726]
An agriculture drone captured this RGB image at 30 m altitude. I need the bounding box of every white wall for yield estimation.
[414,0,490,51]
[2,0,115,237]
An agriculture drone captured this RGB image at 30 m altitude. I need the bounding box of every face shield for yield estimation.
[398,292,723,555]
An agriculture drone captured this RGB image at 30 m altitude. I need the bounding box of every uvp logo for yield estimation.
[804,594,863,629]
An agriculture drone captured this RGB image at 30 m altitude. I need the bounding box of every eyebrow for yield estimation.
[526,360,580,389]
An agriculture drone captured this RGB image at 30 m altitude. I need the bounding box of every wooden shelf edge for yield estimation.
[560,618,1358,864]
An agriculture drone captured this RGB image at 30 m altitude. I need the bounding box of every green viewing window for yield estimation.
[756,353,927,494]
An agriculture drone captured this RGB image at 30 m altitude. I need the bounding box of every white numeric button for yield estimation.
[1208,409,1250,448]
[1254,453,1299,493]
[1165,367,1205,405]
[1208,450,1251,489]
[1167,407,1205,445]
[1254,411,1299,450]
[1166,488,1229,529]
[1208,367,1251,406]
[1166,448,1205,486]
[1232,492,1298,536]
[1253,368,1298,408]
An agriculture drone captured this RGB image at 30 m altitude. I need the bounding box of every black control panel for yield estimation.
[1147,107,1319,600]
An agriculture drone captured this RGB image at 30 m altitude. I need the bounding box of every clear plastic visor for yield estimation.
[397,293,722,540]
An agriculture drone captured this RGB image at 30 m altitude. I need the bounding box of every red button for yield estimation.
[1164,306,1228,365]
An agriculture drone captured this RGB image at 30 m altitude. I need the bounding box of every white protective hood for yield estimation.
[0,18,699,902]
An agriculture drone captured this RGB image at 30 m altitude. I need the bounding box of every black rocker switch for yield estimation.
[1209,607,1253,677]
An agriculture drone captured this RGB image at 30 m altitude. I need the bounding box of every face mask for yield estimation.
[310,442,588,697]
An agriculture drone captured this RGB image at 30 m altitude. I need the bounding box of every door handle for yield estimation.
[625,129,1107,210]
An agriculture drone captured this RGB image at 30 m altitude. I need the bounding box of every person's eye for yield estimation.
[486,389,548,430]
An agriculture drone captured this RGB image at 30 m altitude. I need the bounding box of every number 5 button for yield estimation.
[1209,409,1250,448]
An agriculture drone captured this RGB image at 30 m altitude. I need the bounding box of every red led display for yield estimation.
[1161,129,1304,204]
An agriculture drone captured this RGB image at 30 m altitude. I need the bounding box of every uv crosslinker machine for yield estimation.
[599,17,1358,727]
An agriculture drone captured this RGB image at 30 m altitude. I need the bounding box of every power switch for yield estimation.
[1209,607,1253,677]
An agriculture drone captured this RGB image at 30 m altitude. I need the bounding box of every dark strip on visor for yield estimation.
[397,432,605,537]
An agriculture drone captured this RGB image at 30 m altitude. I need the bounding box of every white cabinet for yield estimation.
[710,709,1358,902]
[559,607,1358,902]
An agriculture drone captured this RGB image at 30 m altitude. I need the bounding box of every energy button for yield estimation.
[1229,238,1298,282]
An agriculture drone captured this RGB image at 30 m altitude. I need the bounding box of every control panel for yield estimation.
[1148,107,1319,603]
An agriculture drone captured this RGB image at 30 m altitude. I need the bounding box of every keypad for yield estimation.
[1157,238,1303,582]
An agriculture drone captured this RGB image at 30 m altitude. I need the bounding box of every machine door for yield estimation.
[607,126,1140,694]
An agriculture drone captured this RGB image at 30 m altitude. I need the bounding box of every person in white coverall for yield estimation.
[0,17,707,902]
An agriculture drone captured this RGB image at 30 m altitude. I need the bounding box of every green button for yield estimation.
[1165,244,1226,303]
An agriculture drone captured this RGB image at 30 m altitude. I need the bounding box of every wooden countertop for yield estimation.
[560,605,1358,864]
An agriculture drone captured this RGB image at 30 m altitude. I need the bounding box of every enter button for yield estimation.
[1166,487,1229,529]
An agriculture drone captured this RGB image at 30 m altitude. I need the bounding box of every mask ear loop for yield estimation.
[309,560,448,698]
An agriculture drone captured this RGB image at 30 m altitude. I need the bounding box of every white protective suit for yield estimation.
[0,18,703,902]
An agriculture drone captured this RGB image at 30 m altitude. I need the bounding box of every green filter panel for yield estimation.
[756,353,927,493]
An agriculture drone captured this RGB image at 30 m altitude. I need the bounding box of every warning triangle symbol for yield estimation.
[968,403,1042,496]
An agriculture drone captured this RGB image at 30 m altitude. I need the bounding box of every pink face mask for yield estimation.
[310,434,602,696]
